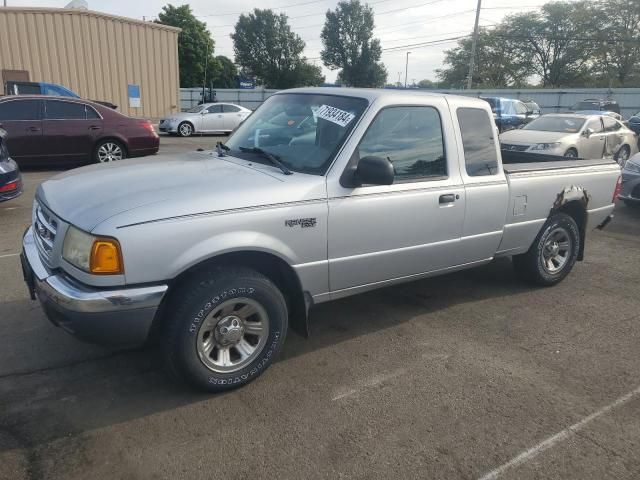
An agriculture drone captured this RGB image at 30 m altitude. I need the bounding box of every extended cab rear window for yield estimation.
[457,108,499,176]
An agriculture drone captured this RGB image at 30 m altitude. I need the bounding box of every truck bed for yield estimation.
[501,150,619,173]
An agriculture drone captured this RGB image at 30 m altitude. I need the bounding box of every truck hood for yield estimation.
[37,152,326,232]
[499,129,576,144]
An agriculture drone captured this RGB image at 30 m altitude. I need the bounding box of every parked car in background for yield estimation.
[4,81,118,109]
[500,113,638,165]
[570,98,620,115]
[619,153,640,207]
[522,99,542,119]
[480,97,533,132]
[574,110,624,122]
[0,96,159,166]
[159,103,251,137]
[0,128,22,202]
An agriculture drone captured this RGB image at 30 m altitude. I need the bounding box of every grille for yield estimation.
[501,144,529,152]
[34,202,58,260]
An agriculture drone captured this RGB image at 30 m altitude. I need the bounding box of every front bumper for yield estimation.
[21,227,168,347]
[158,121,178,133]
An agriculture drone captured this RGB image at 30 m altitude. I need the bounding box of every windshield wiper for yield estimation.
[238,146,293,175]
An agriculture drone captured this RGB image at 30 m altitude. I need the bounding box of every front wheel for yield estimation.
[162,267,288,392]
[513,213,580,286]
[564,148,578,158]
[178,122,194,137]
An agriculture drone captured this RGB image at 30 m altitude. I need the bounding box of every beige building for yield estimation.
[0,7,181,119]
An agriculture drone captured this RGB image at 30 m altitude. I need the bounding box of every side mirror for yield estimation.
[583,128,593,138]
[354,156,394,186]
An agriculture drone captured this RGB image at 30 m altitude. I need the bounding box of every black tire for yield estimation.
[162,267,288,392]
[93,139,126,163]
[178,122,194,137]
[564,148,578,158]
[512,213,580,286]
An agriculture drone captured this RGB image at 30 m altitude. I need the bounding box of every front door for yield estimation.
[200,104,224,132]
[581,118,606,159]
[327,102,465,292]
[0,98,43,164]
[42,100,102,162]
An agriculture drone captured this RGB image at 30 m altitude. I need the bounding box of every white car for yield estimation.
[500,113,638,165]
[159,103,251,137]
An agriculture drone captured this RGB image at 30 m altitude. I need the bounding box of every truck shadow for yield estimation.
[0,257,533,454]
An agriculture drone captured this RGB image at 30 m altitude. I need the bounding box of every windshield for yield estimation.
[225,93,368,175]
[187,105,205,113]
[523,116,585,133]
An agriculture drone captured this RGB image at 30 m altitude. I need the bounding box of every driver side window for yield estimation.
[358,106,447,182]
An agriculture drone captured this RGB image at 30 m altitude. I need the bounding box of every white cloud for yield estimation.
[10,0,554,84]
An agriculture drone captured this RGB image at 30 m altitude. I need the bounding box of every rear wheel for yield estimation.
[564,148,578,158]
[615,145,630,167]
[513,213,580,286]
[94,139,126,163]
[162,267,288,392]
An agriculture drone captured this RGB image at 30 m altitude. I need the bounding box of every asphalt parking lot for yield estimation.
[1,135,640,480]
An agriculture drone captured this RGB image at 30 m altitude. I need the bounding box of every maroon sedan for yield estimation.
[0,96,159,166]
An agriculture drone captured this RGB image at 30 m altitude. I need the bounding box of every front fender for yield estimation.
[169,230,300,280]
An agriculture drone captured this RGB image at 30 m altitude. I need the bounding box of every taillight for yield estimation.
[140,120,158,137]
[0,180,18,192]
[612,175,622,203]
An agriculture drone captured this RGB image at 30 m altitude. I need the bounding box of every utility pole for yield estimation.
[202,41,210,103]
[467,0,482,89]
[404,51,411,88]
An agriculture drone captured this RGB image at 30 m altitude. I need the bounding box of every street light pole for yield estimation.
[404,51,411,88]
[467,0,482,89]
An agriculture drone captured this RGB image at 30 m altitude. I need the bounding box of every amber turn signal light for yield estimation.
[90,238,123,274]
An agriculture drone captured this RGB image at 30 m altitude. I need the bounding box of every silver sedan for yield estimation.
[159,103,251,137]
[500,113,639,166]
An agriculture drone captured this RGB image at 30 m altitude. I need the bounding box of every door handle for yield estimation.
[27,126,40,132]
[88,125,100,130]
[439,194,456,204]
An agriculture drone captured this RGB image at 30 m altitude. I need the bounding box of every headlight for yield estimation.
[624,161,640,174]
[62,226,123,274]
[530,142,561,151]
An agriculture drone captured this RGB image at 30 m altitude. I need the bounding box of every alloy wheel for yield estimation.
[541,227,572,274]
[196,298,269,373]
[97,142,123,162]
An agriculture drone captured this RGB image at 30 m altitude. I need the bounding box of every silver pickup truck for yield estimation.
[21,88,621,391]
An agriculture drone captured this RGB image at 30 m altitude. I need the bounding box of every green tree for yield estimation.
[210,56,238,88]
[589,0,640,86]
[292,61,325,86]
[417,79,436,89]
[436,27,533,89]
[503,2,595,87]
[232,9,319,88]
[156,4,215,88]
[320,0,387,87]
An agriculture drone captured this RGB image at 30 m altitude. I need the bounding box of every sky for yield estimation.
[8,0,564,84]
